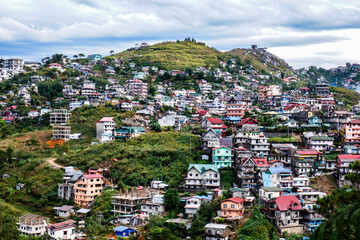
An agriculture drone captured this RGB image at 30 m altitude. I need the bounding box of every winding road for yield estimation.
[46,157,65,169]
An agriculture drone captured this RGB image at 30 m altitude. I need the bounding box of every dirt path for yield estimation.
[46,157,65,169]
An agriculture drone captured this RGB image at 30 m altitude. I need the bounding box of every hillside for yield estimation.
[227,48,293,74]
[330,86,360,106]
[108,41,229,70]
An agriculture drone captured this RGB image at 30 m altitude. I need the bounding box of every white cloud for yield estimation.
[0,0,359,67]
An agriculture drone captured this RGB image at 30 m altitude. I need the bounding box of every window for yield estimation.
[223,204,227,208]
[231,204,235,208]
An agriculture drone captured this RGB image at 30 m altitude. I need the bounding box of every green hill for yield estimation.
[227,48,293,74]
[108,41,229,70]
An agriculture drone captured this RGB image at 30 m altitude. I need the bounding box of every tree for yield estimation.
[73,55,78,59]
[345,160,360,189]
[225,128,232,137]
[25,138,40,152]
[78,53,85,58]
[149,118,162,132]
[164,189,181,214]
[109,50,115,55]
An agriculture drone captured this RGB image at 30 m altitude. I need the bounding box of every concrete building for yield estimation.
[125,79,148,98]
[185,164,220,189]
[50,109,71,125]
[96,117,116,142]
[185,195,212,218]
[74,174,104,207]
[17,214,49,238]
[204,223,232,240]
[58,167,83,201]
[52,125,71,141]
[47,220,77,240]
[112,188,152,215]
[4,58,24,75]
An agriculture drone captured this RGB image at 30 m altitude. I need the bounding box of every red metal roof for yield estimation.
[82,174,103,179]
[253,158,269,166]
[275,195,302,211]
[207,118,224,124]
[296,151,320,155]
[337,155,360,161]
[222,197,244,204]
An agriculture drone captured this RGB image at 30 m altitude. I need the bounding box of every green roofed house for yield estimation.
[212,146,233,168]
[308,136,334,151]
[114,127,146,141]
[185,164,220,189]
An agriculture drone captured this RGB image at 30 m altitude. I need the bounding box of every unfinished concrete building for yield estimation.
[52,125,71,141]
[17,214,49,238]
[50,109,71,125]
[111,188,153,215]
[50,109,71,141]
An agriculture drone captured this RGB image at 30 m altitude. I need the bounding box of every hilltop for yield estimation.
[107,40,294,74]
[108,40,229,70]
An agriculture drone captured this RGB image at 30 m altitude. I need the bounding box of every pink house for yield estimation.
[345,119,360,143]
[221,197,244,218]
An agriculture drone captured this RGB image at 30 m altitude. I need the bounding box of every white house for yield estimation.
[28,110,40,118]
[184,195,212,218]
[185,164,220,189]
[47,220,78,240]
[17,214,49,238]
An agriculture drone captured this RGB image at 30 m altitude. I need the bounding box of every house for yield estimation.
[212,146,233,168]
[113,226,136,239]
[201,117,227,136]
[74,174,104,207]
[267,195,304,234]
[54,205,74,218]
[262,166,293,191]
[236,118,259,132]
[204,223,232,240]
[282,119,298,128]
[308,136,334,151]
[47,220,77,240]
[185,195,212,218]
[185,164,220,189]
[17,214,49,238]
[238,158,259,188]
[259,187,282,205]
[96,117,116,142]
[114,127,146,141]
[249,133,270,157]
[28,110,40,118]
[308,116,322,126]
[220,197,245,218]
[140,194,165,216]
[336,155,360,187]
[228,188,250,198]
[344,119,360,143]
[293,150,323,176]
[226,96,251,118]
[202,129,221,152]
[117,100,133,111]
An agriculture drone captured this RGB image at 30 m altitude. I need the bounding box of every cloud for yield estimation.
[0,0,359,67]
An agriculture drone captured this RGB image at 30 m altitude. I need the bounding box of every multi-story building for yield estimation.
[50,109,71,125]
[112,188,152,215]
[293,150,323,176]
[212,146,233,168]
[308,136,334,151]
[266,195,304,234]
[125,79,148,98]
[52,125,71,141]
[248,133,270,157]
[299,191,326,232]
[344,119,360,143]
[4,58,24,75]
[315,83,330,96]
[140,195,165,216]
[202,129,221,152]
[185,164,220,189]
[96,117,116,142]
[200,117,228,137]
[336,155,360,187]
[185,195,212,218]
[220,197,245,218]
[17,214,49,238]
[238,158,260,188]
[58,166,83,201]
[262,166,293,191]
[225,96,251,118]
[199,82,212,94]
[74,174,104,207]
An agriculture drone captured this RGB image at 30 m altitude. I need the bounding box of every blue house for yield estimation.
[262,166,292,190]
[114,226,136,238]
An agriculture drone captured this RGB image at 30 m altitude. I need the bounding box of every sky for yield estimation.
[0,0,360,68]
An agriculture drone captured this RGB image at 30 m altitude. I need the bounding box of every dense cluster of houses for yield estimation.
[3,46,360,239]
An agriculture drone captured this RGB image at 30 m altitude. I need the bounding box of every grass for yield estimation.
[108,41,229,70]
[330,86,360,106]
[0,129,52,151]
[268,136,297,143]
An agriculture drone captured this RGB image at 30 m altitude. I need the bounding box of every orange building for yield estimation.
[74,174,104,207]
[221,197,244,218]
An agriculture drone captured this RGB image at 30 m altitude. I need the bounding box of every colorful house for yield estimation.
[262,166,293,190]
[74,174,104,207]
[212,146,233,168]
[345,119,360,143]
[113,226,136,239]
[308,116,322,126]
[221,197,245,218]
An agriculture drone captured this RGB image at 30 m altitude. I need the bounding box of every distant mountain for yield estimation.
[107,40,294,74]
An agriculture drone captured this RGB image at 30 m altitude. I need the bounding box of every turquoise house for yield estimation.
[308,116,322,126]
[212,146,233,168]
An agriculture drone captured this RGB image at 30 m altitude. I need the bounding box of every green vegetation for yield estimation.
[0,200,22,240]
[108,40,229,70]
[237,207,276,240]
[219,168,237,189]
[58,131,201,187]
[311,202,360,240]
[330,86,360,106]
[268,136,297,143]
